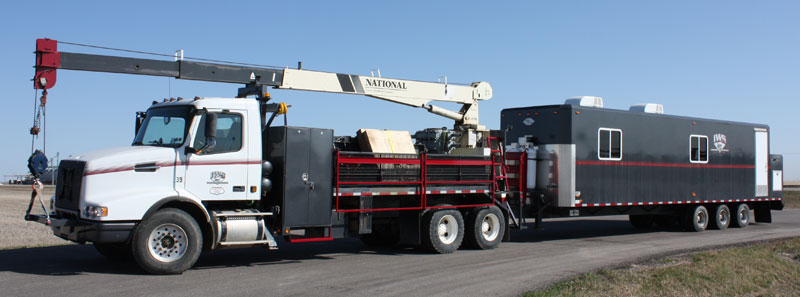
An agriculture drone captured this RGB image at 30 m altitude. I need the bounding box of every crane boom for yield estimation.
[34,39,491,129]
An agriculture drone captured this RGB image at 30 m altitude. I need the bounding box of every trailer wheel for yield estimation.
[629,215,654,229]
[464,206,505,250]
[94,243,133,261]
[422,209,464,254]
[132,208,202,274]
[686,205,709,232]
[709,205,730,230]
[732,204,750,228]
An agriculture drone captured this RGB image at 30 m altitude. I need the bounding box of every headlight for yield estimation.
[84,206,108,218]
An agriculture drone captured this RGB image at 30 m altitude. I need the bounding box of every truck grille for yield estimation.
[55,160,85,212]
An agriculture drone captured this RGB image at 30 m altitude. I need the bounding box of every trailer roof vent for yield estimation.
[629,103,664,114]
[565,96,603,108]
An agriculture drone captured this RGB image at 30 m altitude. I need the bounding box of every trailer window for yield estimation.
[690,135,708,163]
[598,128,622,161]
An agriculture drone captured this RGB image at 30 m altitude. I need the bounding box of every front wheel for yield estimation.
[422,209,464,254]
[132,208,202,274]
[464,206,505,250]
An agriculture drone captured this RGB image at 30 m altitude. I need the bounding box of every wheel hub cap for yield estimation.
[148,223,188,263]
[437,215,457,245]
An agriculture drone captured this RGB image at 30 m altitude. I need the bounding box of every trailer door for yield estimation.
[755,129,768,197]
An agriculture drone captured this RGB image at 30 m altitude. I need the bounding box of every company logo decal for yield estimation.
[523,118,535,126]
[207,171,229,185]
[364,78,407,90]
[209,187,225,195]
[711,133,729,153]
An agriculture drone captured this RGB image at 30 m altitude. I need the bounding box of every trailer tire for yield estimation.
[464,206,505,250]
[132,208,202,274]
[709,204,730,230]
[732,203,750,228]
[629,215,654,229]
[94,243,133,261]
[686,205,709,232]
[422,209,464,254]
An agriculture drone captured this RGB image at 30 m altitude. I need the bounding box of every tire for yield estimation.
[731,203,750,228]
[709,204,730,230]
[685,205,709,232]
[463,206,505,250]
[629,214,654,229]
[94,243,133,261]
[132,208,202,274]
[421,209,464,254]
[360,224,400,247]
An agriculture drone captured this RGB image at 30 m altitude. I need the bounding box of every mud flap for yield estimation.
[754,204,772,223]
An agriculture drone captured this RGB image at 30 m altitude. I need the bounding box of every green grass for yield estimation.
[783,191,800,208]
[525,238,800,297]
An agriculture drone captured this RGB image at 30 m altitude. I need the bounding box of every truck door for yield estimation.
[183,111,250,201]
[754,128,768,197]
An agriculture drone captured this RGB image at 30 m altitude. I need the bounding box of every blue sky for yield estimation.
[1,1,799,180]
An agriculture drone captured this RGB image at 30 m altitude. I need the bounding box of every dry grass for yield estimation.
[783,191,800,209]
[526,238,800,297]
[0,185,72,249]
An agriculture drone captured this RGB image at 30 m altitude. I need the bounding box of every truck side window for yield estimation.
[194,113,243,154]
[598,128,622,161]
[690,135,709,163]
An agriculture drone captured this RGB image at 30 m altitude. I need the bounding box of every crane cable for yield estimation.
[25,89,50,225]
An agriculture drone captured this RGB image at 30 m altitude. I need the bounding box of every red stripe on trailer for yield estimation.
[573,197,782,207]
[576,160,755,169]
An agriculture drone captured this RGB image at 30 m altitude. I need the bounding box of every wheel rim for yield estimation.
[739,207,749,225]
[719,208,729,226]
[696,209,707,228]
[436,214,458,245]
[148,223,188,263]
[481,213,501,242]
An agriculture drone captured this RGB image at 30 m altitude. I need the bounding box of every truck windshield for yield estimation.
[132,107,193,148]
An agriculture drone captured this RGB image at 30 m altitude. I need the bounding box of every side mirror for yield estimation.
[205,113,217,151]
[134,111,146,137]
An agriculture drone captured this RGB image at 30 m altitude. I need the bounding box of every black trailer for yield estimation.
[501,102,784,231]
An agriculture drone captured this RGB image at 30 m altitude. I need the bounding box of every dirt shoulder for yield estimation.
[0,185,72,249]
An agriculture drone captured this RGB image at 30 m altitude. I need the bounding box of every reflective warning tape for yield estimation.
[334,189,491,197]
[574,197,782,207]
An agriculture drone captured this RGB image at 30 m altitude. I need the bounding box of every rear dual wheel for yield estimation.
[422,209,464,254]
[464,206,505,250]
